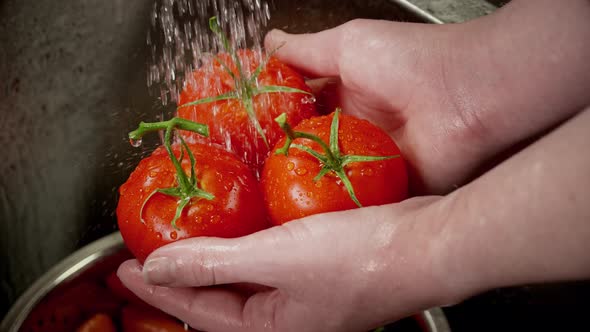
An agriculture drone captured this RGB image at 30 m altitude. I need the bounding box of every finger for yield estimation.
[119,260,329,332]
[141,207,385,288]
[265,20,440,123]
[118,259,247,332]
[265,28,342,77]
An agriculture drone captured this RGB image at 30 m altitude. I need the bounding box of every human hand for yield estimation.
[119,106,590,332]
[118,196,457,332]
[265,0,590,194]
[116,1,590,331]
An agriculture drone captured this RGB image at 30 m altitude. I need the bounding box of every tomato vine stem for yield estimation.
[275,108,400,207]
[176,16,312,148]
[129,117,214,230]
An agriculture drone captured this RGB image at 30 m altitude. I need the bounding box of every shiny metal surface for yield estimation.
[0,232,125,332]
[0,232,451,332]
[390,0,445,23]
[400,0,497,23]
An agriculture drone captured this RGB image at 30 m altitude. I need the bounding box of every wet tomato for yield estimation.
[117,142,268,262]
[76,314,116,332]
[178,49,317,174]
[261,111,408,225]
[106,270,144,305]
[121,304,190,332]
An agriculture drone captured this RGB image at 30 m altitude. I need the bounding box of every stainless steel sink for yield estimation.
[0,0,496,321]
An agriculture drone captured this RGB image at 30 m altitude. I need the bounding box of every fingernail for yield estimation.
[143,257,175,285]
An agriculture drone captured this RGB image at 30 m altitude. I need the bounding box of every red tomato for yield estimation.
[121,305,189,332]
[178,49,317,174]
[76,313,117,332]
[117,142,268,262]
[106,270,145,305]
[21,281,122,332]
[261,112,408,225]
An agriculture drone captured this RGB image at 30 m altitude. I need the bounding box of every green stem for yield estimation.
[129,118,209,141]
[129,117,214,229]
[209,17,248,89]
[177,16,315,147]
[275,113,337,165]
[163,122,192,191]
[274,109,400,208]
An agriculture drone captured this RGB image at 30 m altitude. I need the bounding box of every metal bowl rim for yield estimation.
[0,232,125,331]
[1,231,450,332]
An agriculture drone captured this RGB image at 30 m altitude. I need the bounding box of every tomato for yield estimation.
[117,142,268,262]
[178,48,317,174]
[261,111,408,225]
[121,304,190,332]
[76,313,117,332]
[21,281,122,332]
[106,270,145,305]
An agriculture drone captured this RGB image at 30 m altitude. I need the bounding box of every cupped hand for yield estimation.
[118,197,456,332]
[266,0,590,194]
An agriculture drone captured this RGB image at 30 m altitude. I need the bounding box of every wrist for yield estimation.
[417,193,490,306]
[436,0,590,188]
[374,198,471,316]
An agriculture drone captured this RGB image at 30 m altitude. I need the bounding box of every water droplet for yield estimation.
[301,96,316,104]
[129,138,142,147]
[149,170,158,177]
[286,162,295,171]
[156,233,162,240]
[211,215,221,223]
[206,204,214,212]
[314,181,322,188]
[170,231,178,240]
[195,216,202,224]
[306,192,313,198]
[361,167,374,176]
[295,168,308,176]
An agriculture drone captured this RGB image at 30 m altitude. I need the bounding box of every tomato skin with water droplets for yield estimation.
[261,112,409,225]
[178,49,317,174]
[117,143,269,262]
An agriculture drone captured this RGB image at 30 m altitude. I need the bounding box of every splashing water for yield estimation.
[129,138,143,148]
[147,0,271,107]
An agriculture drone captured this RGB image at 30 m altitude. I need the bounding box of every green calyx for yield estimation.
[275,108,400,207]
[177,16,313,148]
[129,117,214,230]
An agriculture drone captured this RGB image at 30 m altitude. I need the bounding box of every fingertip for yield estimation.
[117,259,144,289]
[264,29,289,50]
[143,256,175,286]
[117,259,141,279]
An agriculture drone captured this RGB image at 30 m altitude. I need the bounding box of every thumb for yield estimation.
[141,205,391,289]
[265,28,342,78]
[119,199,453,332]
[264,19,449,123]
